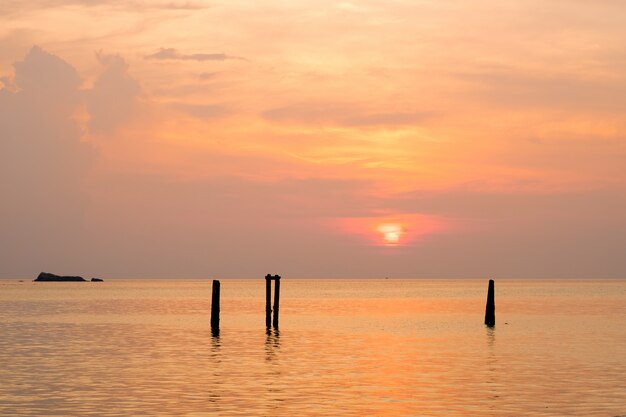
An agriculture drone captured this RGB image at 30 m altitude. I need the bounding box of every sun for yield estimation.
[377,223,403,246]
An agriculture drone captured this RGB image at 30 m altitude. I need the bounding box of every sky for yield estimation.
[1,0,625,278]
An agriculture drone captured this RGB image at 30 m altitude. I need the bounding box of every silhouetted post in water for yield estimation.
[265,274,272,328]
[272,275,281,328]
[265,274,281,329]
[485,279,495,327]
[211,280,220,332]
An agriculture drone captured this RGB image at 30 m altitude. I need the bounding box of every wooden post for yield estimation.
[211,280,220,331]
[484,279,495,327]
[272,275,280,328]
[265,274,272,328]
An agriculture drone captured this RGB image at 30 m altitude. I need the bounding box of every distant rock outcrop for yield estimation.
[91,278,104,282]
[34,272,87,282]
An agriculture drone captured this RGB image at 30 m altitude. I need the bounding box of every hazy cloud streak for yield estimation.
[146,48,245,62]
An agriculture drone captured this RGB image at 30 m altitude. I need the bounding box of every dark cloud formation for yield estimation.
[146,48,245,62]
[0,47,95,276]
[0,46,142,277]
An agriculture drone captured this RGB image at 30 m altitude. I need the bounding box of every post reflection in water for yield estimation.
[211,329,221,354]
[486,325,495,349]
[265,328,280,362]
[208,329,222,407]
[485,324,500,402]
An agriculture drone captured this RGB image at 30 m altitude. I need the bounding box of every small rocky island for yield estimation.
[34,272,87,282]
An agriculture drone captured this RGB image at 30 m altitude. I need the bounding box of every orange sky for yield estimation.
[1,1,625,278]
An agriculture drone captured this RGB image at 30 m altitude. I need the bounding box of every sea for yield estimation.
[1,279,625,416]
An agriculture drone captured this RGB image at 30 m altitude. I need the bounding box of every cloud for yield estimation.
[385,186,626,278]
[0,46,96,275]
[454,68,626,113]
[147,1,208,10]
[12,45,81,111]
[0,46,146,276]
[85,166,626,278]
[146,48,245,62]
[83,173,377,277]
[0,0,209,16]
[170,102,228,119]
[262,102,431,128]
[0,76,11,89]
[86,52,141,134]
[198,71,220,80]
[342,111,433,127]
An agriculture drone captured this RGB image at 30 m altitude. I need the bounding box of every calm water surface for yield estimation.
[1,279,625,416]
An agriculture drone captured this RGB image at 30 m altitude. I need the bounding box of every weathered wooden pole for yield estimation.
[265,274,272,328]
[272,275,280,328]
[211,280,220,332]
[484,279,495,327]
